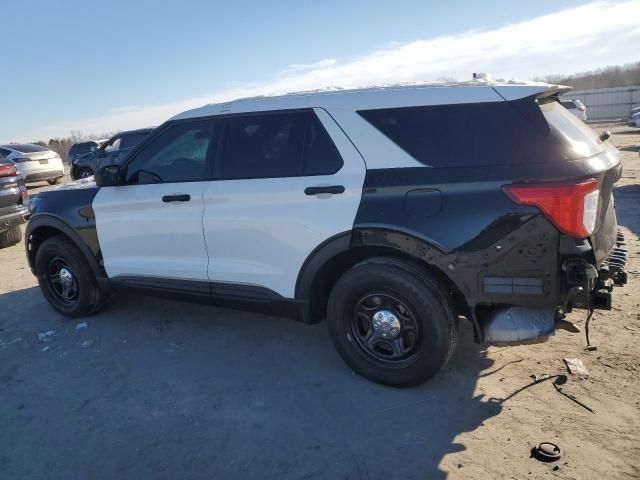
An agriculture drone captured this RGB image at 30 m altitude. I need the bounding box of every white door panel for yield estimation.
[204,108,366,298]
[93,183,209,280]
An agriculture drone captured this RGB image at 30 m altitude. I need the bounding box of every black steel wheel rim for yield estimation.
[47,256,79,305]
[349,292,421,364]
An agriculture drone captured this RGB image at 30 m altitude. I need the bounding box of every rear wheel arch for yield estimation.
[295,229,470,325]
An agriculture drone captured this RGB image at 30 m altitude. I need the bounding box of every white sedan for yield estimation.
[0,144,65,185]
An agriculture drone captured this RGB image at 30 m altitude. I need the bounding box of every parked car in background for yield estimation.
[70,129,153,180]
[0,153,28,248]
[68,139,108,165]
[26,81,626,387]
[0,144,65,185]
[628,111,640,127]
[560,99,587,121]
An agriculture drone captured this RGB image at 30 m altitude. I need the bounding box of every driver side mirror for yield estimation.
[95,165,124,187]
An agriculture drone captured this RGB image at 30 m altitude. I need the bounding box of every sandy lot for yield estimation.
[1,124,639,479]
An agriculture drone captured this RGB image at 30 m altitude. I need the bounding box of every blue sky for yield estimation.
[1,0,639,142]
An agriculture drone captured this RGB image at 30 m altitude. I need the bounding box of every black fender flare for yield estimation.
[25,214,107,282]
[295,231,352,302]
[294,228,478,337]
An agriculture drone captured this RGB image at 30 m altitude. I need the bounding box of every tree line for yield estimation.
[538,61,640,90]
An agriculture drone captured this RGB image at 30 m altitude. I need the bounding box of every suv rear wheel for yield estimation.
[78,168,93,179]
[327,258,457,387]
[0,226,22,249]
[35,235,105,317]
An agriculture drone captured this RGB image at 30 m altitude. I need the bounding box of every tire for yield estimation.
[327,257,457,387]
[78,168,93,179]
[0,226,22,249]
[35,235,105,317]
[47,178,60,185]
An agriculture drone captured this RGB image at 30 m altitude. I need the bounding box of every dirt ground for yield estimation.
[1,124,639,479]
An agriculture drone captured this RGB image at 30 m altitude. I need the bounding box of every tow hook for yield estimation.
[592,289,612,310]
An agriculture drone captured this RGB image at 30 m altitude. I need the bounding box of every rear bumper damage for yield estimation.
[481,229,627,343]
[563,229,627,312]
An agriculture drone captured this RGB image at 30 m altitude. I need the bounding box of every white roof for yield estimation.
[171,79,566,121]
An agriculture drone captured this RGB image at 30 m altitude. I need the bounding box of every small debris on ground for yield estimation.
[41,345,51,352]
[37,330,56,342]
[80,339,95,348]
[531,442,562,462]
[556,319,581,333]
[75,322,88,331]
[563,358,590,376]
[553,375,595,414]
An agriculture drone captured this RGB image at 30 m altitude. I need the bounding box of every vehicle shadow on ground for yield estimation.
[614,183,640,237]
[0,286,500,480]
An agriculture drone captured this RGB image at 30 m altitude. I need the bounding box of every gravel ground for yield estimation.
[1,124,639,479]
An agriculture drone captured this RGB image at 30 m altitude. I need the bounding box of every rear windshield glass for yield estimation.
[539,99,602,158]
[560,101,576,109]
[71,142,98,153]
[4,144,49,153]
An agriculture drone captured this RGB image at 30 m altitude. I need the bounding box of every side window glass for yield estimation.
[303,114,343,175]
[125,120,215,184]
[120,132,148,151]
[105,138,121,152]
[219,112,306,179]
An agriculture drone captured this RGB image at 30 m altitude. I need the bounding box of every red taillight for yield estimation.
[503,179,599,238]
[0,164,17,177]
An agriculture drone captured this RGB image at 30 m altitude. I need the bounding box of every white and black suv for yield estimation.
[26,81,626,386]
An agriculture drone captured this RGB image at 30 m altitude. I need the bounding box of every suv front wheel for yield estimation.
[35,235,105,317]
[327,258,458,387]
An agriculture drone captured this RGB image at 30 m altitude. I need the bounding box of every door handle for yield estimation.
[162,194,191,203]
[304,185,345,196]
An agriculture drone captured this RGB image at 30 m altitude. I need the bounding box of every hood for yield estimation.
[44,176,96,193]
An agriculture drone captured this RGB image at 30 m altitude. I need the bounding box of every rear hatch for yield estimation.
[495,86,621,265]
[23,150,59,165]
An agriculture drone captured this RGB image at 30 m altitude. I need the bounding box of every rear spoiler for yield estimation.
[492,84,572,102]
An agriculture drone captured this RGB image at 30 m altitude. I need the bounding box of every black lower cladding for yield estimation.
[110,276,307,320]
[25,184,101,274]
[352,166,568,309]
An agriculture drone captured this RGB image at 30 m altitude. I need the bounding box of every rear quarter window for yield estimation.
[358,102,553,167]
[359,98,604,167]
